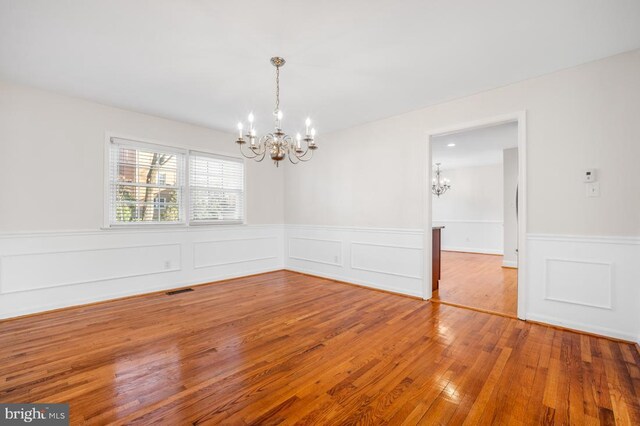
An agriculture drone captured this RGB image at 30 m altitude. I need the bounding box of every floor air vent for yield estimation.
[166,288,194,296]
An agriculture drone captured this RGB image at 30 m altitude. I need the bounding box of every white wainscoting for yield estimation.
[526,234,640,342]
[0,225,284,319]
[2,223,638,344]
[285,225,424,297]
[288,237,343,266]
[432,220,503,255]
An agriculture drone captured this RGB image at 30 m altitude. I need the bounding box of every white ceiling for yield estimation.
[1,1,640,134]
[432,122,517,169]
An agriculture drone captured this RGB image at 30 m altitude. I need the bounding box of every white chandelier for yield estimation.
[235,57,317,167]
[432,163,451,197]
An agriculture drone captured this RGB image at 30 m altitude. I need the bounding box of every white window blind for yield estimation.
[189,152,245,223]
[109,138,186,225]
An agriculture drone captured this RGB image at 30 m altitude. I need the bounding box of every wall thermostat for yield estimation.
[583,169,597,183]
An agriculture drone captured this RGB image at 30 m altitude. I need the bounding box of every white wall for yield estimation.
[503,148,519,267]
[0,82,285,318]
[284,49,640,236]
[0,81,284,232]
[284,49,640,341]
[432,164,504,254]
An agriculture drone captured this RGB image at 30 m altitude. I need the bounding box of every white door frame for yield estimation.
[422,111,527,320]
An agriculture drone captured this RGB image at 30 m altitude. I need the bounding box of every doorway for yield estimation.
[423,113,526,319]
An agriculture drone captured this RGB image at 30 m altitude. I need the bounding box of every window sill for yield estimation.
[101,222,247,231]
[188,221,245,226]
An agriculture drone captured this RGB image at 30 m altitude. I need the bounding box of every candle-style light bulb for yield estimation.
[311,128,316,138]
[248,113,254,129]
[237,122,243,138]
[296,133,302,149]
[305,117,311,135]
[277,110,283,121]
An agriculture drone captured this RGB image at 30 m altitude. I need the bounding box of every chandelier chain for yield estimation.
[275,65,280,112]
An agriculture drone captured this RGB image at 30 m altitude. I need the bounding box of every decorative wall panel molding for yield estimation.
[544,258,612,309]
[288,237,343,266]
[0,244,181,294]
[194,237,278,269]
[526,234,639,342]
[285,225,424,298]
[350,242,422,279]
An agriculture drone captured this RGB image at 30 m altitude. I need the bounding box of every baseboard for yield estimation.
[285,269,422,300]
[526,313,637,343]
[284,266,423,299]
[502,260,518,268]
[442,247,503,255]
[0,267,285,322]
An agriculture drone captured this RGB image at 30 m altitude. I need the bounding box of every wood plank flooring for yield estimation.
[1,270,639,425]
[433,251,518,317]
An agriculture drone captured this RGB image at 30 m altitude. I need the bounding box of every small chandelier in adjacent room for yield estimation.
[432,163,451,197]
[235,57,317,166]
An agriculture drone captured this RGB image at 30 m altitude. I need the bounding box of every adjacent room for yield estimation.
[431,122,519,317]
[1,1,639,425]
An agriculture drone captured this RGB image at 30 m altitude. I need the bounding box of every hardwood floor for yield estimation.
[433,251,518,317]
[1,270,639,425]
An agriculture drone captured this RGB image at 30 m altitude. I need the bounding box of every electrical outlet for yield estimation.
[586,182,600,197]
[334,255,339,263]
[164,260,172,270]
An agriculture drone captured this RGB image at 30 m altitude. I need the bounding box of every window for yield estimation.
[189,152,245,224]
[107,137,245,226]
[108,138,186,225]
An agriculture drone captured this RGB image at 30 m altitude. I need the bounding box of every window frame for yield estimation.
[103,133,247,228]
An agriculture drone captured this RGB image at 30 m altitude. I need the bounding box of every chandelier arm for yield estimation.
[296,139,316,160]
[254,139,268,162]
[290,137,313,159]
[293,148,314,162]
[288,151,299,164]
[241,140,268,159]
[238,143,260,159]
[255,135,270,154]
[238,134,270,160]
[293,146,309,158]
